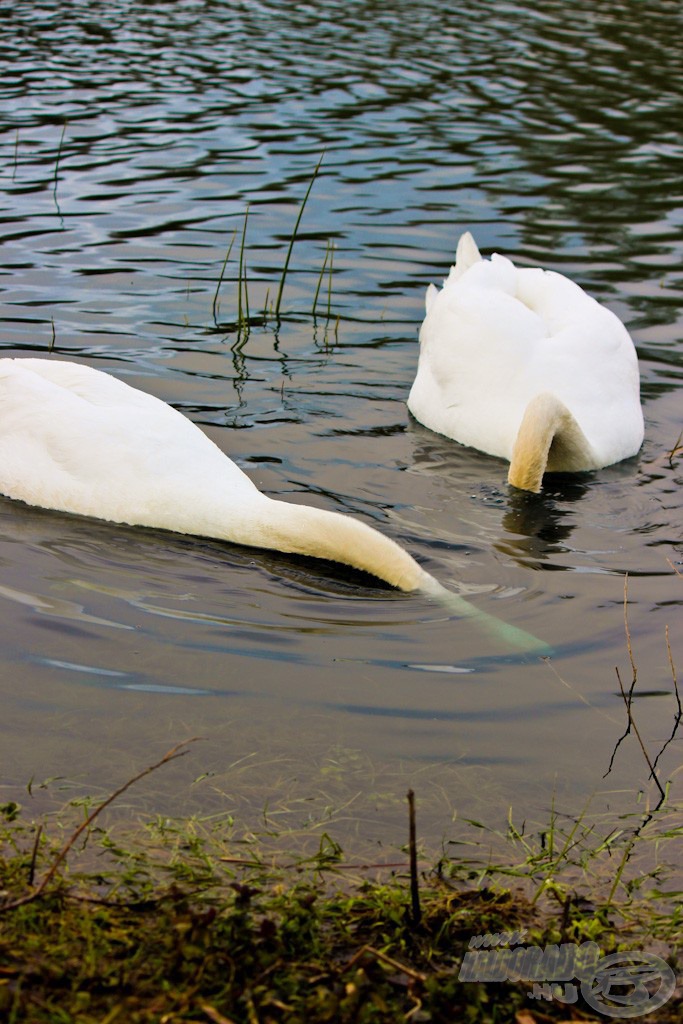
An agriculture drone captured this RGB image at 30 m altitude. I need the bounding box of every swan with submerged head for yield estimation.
[408,232,644,491]
[0,357,548,653]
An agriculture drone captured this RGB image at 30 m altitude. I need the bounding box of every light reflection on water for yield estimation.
[0,0,681,849]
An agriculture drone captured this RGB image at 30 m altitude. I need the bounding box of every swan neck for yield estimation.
[508,393,594,492]
[232,500,550,652]
[233,497,435,592]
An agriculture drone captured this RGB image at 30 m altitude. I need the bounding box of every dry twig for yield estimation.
[1,738,199,911]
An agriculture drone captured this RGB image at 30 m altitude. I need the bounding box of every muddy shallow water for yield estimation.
[0,0,681,853]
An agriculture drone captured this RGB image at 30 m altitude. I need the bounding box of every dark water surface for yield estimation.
[0,0,681,851]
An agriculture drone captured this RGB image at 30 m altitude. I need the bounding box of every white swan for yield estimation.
[0,357,549,653]
[407,233,644,492]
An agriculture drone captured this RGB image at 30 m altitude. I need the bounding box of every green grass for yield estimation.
[1,755,680,1024]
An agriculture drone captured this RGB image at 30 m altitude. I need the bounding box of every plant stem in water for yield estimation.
[274,153,324,318]
[212,230,236,325]
[312,239,330,316]
[237,205,250,341]
[53,122,67,213]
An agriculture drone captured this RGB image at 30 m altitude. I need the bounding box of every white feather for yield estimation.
[408,232,644,491]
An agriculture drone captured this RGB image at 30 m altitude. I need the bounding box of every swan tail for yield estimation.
[425,282,439,313]
[453,231,483,279]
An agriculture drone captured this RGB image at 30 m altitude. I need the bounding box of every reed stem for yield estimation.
[327,240,334,318]
[274,153,324,318]
[53,122,67,211]
[312,239,330,316]
[237,205,250,340]
[212,230,237,325]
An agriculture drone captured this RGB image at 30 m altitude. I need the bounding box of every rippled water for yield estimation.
[0,0,681,849]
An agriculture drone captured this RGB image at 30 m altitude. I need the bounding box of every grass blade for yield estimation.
[312,239,330,316]
[274,153,324,318]
[53,122,67,215]
[237,205,250,341]
[212,230,237,325]
[327,239,334,318]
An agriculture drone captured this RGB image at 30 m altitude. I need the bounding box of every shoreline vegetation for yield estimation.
[1,738,680,1023]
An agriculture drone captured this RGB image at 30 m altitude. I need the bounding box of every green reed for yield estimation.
[212,230,236,325]
[273,152,325,319]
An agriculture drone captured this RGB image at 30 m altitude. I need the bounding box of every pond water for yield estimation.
[0,0,681,855]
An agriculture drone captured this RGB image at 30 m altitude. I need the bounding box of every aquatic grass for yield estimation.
[210,155,333,350]
[311,238,332,316]
[311,237,337,321]
[211,229,236,325]
[273,152,325,319]
[235,204,251,348]
[327,238,335,318]
[52,121,67,216]
[211,206,253,345]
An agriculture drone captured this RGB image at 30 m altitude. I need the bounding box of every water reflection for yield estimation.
[497,482,591,569]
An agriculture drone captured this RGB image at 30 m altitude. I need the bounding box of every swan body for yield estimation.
[0,358,436,591]
[407,233,644,492]
[0,357,550,654]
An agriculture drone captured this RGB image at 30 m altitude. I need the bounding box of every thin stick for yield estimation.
[49,317,56,353]
[274,152,324,318]
[614,666,666,805]
[667,429,683,468]
[605,575,638,778]
[407,788,421,926]
[28,824,43,887]
[212,230,237,325]
[651,624,682,773]
[13,128,19,180]
[0,738,199,911]
[623,574,637,682]
[604,576,669,806]
[343,944,426,982]
[665,624,681,716]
